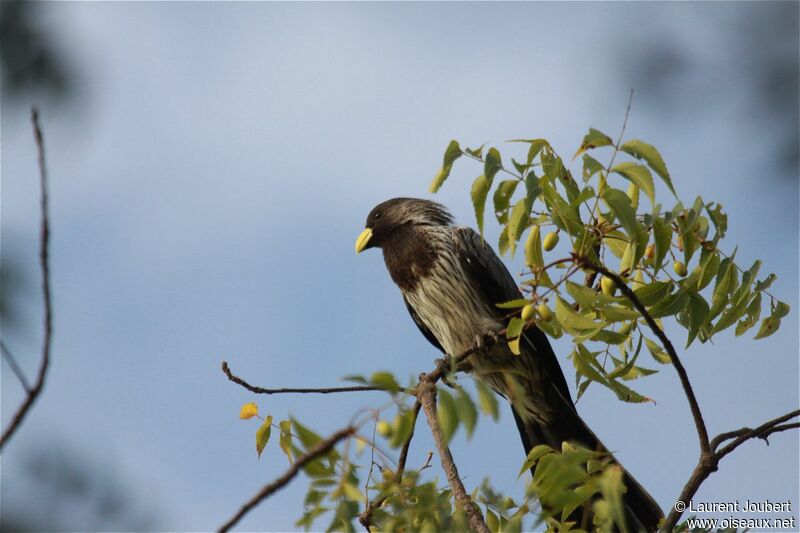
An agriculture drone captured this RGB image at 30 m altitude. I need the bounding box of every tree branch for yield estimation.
[221,361,385,394]
[576,256,711,455]
[418,378,490,533]
[714,409,800,459]
[1,108,53,450]
[218,426,355,532]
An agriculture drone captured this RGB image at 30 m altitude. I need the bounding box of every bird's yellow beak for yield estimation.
[355,228,373,254]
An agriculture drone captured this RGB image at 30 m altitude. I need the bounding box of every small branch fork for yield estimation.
[1,108,53,450]
[575,255,799,531]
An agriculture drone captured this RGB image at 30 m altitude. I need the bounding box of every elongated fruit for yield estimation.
[537,304,553,321]
[521,303,536,322]
[601,276,616,295]
[543,232,559,251]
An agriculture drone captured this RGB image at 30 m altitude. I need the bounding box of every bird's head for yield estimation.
[355,197,453,253]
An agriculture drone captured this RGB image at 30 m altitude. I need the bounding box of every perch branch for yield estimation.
[1,108,53,450]
[418,377,490,533]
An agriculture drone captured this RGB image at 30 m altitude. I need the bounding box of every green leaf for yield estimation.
[471,174,491,237]
[524,225,544,269]
[493,179,519,223]
[256,415,273,458]
[496,298,530,309]
[611,162,656,206]
[697,251,721,291]
[437,388,459,443]
[484,147,503,182]
[619,139,674,197]
[369,371,401,393]
[754,316,781,339]
[507,198,530,257]
[556,296,603,331]
[686,293,710,347]
[456,388,478,439]
[735,292,762,337]
[541,181,583,235]
[342,482,364,502]
[389,408,416,448]
[486,508,499,532]
[507,317,525,339]
[644,337,671,364]
[590,329,628,345]
[279,420,293,463]
[602,188,643,245]
[582,154,604,181]
[648,290,690,319]
[475,380,499,421]
[633,281,672,307]
[292,418,323,449]
[519,444,555,477]
[652,217,672,276]
[429,140,462,193]
[574,127,613,159]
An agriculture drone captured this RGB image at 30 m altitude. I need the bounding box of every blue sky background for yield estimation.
[2,2,798,531]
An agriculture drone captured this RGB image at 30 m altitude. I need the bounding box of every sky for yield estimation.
[2,2,798,531]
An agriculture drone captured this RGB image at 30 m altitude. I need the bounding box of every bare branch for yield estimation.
[221,361,385,394]
[218,426,355,532]
[576,256,711,455]
[714,409,800,459]
[418,378,489,533]
[1,108,54,450]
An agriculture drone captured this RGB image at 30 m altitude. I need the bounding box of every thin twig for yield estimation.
[359,400,422,529]
[715,410,800,459]
[1,108,53,450]
[221,361,385,394]
[418,378,489,533]
[1,340,31,392]
[218,426,355,532]
[576,255,711,455]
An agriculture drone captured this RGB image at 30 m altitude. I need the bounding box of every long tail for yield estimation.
[512,405,663,532]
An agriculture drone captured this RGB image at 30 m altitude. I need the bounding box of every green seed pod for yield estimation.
[521,303,536,322]
[601,276,616,295]
[542,232,559,251]
[673,261,688,277]
[537,304,553,322]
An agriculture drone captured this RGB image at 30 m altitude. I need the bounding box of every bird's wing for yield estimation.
[403,295,446,353]
[451,226,522,307]
[452,226,574,407]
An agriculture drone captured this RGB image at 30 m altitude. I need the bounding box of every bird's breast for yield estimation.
[403,254,501,356]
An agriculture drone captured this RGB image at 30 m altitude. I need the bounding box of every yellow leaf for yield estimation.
[239,402,259,420]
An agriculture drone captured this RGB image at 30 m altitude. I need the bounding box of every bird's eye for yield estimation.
[373,212,382,220]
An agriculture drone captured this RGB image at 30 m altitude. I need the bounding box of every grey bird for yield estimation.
[355,197,663,531]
